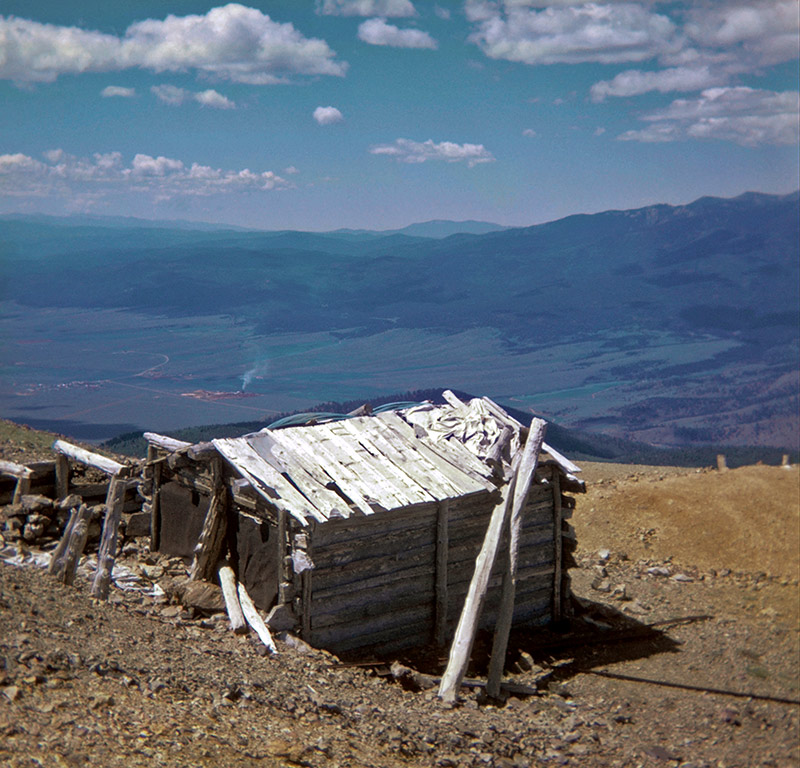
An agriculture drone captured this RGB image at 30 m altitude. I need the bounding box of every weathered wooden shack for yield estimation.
[141,392,584,655]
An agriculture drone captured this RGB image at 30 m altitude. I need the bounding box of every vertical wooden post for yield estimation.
[90,476,126,599]
[147,446,162,552]
[277,509,290,605]
[551,470,563,623]
[190,457,228,582]
[301,570,312,642]
[717,454,728,472]
[55,455,70,500]
[435,500,450,646]
[486,419,547,699]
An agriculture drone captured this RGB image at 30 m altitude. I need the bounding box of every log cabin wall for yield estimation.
[301,463,576,656]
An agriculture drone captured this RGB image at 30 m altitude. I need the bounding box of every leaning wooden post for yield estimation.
[90,476,127,599]
[190,456,228,582]
[218,563,247,634]
[486,419,547,699]
[238,581,277,655]
[11,469,32,505]
[438,463,519,704]
[50,504,92,585]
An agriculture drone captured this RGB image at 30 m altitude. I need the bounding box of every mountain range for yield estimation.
[1,191,798,448]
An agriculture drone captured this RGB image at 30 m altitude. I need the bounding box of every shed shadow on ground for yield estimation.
[346,595,689,698]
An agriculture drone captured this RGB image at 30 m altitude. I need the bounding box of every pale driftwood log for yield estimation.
[50,504,92,585]
[486,425,514,475]
[187,442,216,461]
[717,454,728,471]
[218,564,247,634]
[143,432,191,453]
[347,403,372,417]
[0,459,28,477]
[90,477,127,600]
[438,465,518,704]
[190,458,228,582]
[486,418,547,699]
[55,454,70,499]
[237,582,277,655]
[52,440,126,477]
[435,499,450,646]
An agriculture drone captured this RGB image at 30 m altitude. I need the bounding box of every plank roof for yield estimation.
[200,396,582,525]
[212,407,499,525]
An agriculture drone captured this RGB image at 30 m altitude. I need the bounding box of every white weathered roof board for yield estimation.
[204,398,580,526]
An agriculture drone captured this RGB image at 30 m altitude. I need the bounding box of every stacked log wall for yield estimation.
[308,502,439,654]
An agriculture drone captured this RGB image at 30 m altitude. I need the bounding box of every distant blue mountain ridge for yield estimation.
[1,190,798,448]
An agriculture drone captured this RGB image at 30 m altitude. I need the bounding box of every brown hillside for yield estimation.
[574,462,800,582]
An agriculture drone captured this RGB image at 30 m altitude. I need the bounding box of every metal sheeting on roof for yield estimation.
[212,409,497,526]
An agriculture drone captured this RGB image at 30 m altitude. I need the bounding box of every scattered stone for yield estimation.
[266,603,297,632]
[591,578,611,593]
[515,651,535,672]
[57,494,83,511]
[141,564,165,581]
[125,512,151,538]
[672,573,694,583]
[610,584,627,600]
[597,549,610,562]
[624,599,650,615]
[178,580,225,614]
[2,505,26,519]
[647,566,671,577]
[2,685,21,702]
[20,495,53,514]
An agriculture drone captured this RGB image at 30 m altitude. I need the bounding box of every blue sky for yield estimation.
[0,0,797,230]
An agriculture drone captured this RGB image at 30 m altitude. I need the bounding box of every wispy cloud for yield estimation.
[618,87,799,146]
[151,84,236,109]
[0,149,291,201]
[358,18,437,49]
[101,85,136,98]
[317,0,416,17]
[369,138,494,167]
[0,5,347,84]
[313,105,344,124]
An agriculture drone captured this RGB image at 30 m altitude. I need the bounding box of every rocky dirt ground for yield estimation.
[0,428,798,768]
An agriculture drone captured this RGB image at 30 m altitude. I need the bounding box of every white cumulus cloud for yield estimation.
[194,89,236,109]
[466,2,681,65]
[591,65,720,101]
[314,106,344,124]
[618,86,799,146]
[358,18,437,49]
[317,0,417,17]
[0,4,347,84]
[101,85,136,98]
[369,138,495,167]
[0,149,291,200]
